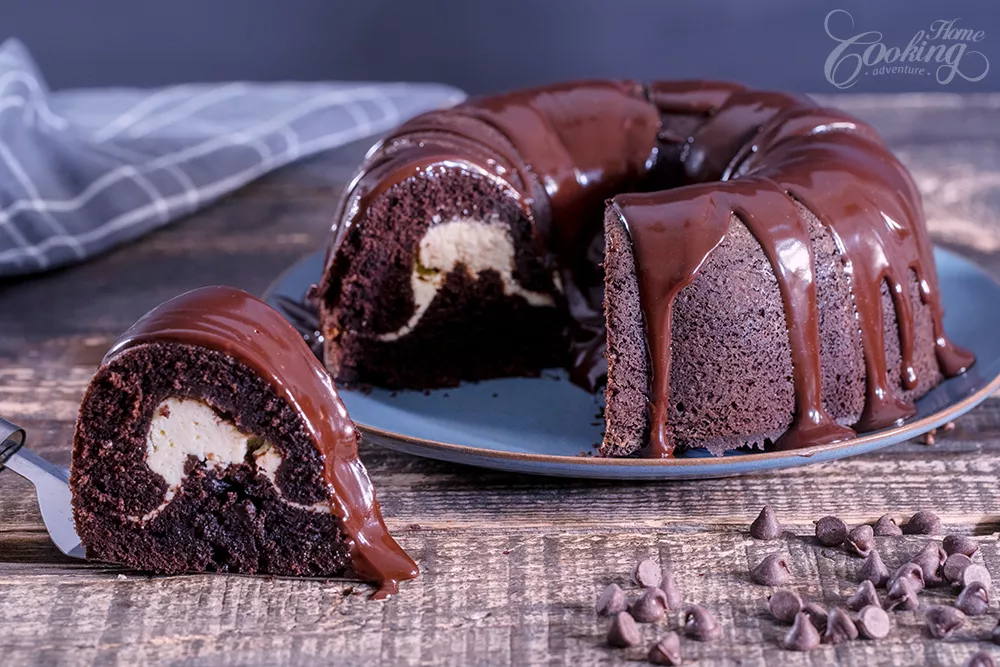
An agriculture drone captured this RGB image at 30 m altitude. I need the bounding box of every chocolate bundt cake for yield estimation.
[71,286,417,596]
[313,80,974,458]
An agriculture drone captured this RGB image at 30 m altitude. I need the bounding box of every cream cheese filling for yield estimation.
[128,397,329,522]
[376,216,557,342]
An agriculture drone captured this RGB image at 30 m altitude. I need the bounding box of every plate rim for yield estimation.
[267,247,1000,470]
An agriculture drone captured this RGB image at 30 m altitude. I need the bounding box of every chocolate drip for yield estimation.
[321,79,974,457]
[107,287,418,596]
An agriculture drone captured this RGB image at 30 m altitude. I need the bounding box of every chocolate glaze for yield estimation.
[613,87,973,456]
[106,286,418,596]
[321,79,974,457]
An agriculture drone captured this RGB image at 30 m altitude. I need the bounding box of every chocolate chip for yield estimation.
[886,576,919,611]
[814,516,848,546]
[889,562,926,594]
[750,505,782,540]
[964,651,996,667]
[751,553,791,586]
[856,605,891,639]
[859,550,891,588]
[632,558,663,588]
[846,524,875,557]
[607,611,641,647]
[659,570,683,610]
[910,542,947,587]
[629,587,668,623]
[823,606,859,645]
[943,535,979,558]
[684,605,722,641]
[768,589,802,624]
[647,632,682,666]
[904,510,941,535]
[847,580,882,611]
[803,602,828,633]
[955,582,990,617]
[782,612,821,651]
[925,605,966,639]
[960,563,992,591]
[944,553,974,584]
[873,514,903,536]
[597,583,627,616]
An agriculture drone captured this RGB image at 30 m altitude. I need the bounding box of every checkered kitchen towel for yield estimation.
[0,39,465,278]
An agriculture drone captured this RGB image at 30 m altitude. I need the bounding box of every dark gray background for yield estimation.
[2,0,997,94]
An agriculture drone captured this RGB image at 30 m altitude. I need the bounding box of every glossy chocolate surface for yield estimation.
[325,79,974,458]
[107,286,418,595]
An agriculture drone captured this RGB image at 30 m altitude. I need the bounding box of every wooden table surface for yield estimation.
[2,93,1000,667]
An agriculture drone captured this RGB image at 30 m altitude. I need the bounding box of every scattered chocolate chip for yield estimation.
[803,602,828,633]
[782,612,821,651]
[768,589,803,624]
[750,505,782,540]
[630,587,668,623]
[815,516,848,546]
[925,605,966,639]
[960,564,992,592]
[847,580,882,611]
[943,421,957,431]
[607,611,641,647]
[964,651,996,667]
[859,550,891,588]
[659,570,683,610]
[886,576,920,611]
[910,542,947,587]
[751,553,792,586]
[943,535,980,558]
[846,524,875,557]
[889,562,926,594]
[632,559,663,588]
[823,606,859,645]
[944,553,974,584]
[873,514,903,537]
[597,583,627,616]
[856,605,891,639]
[684,605,722,641]
[904,510,942,535]
[955,582,991,617]
[922,430,936,446]
[647,632,682,666]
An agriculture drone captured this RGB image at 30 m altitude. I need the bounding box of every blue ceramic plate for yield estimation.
[265,248,1000,479]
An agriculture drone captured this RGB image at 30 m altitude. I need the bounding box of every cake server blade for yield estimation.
[0,418,86,560]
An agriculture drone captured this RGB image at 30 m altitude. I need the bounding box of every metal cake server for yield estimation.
[0,417,86,559]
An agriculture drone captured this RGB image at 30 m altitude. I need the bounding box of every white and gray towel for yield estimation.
[0,39,465,278]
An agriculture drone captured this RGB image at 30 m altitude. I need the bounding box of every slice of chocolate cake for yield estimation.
[70,286,417,596]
